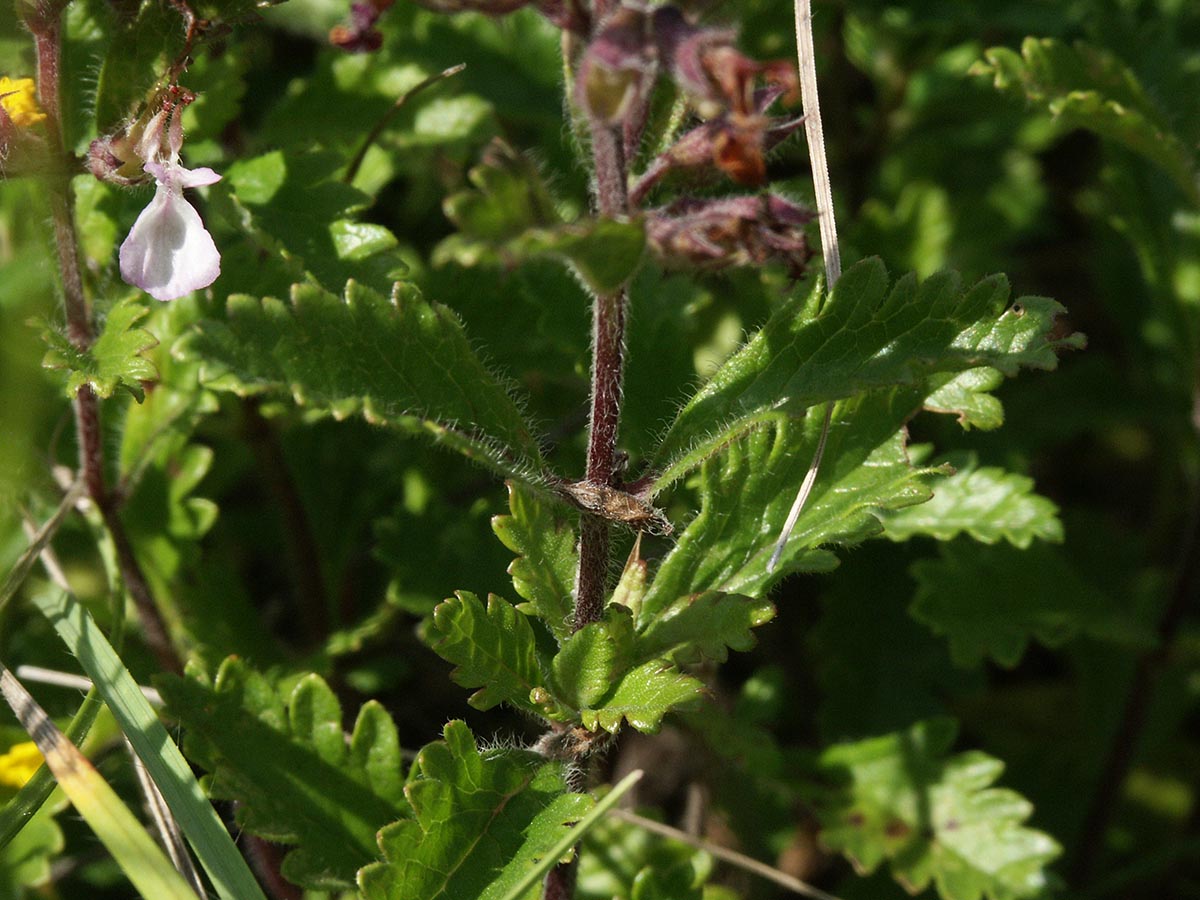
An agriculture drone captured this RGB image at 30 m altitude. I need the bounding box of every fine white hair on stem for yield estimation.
[768,0,842,574]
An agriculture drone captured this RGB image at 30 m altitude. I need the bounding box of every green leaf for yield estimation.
[177,279,547,483]
[642,392,942,620]
[879,453,1062,547]
[27,590,268,900]
[807,718,1061,900]
[157,660,409,890]
[436,213,647,296]
[0,666,200,900]
[637,260,1080,620]
[651,258,1082,483]
[491,482,577,641]
[441,140,561,239]
[923,369,1006,430]
[974,38,1199,204]
[222,149,407,294]
[358,720,593,900]
[549,610,634,711]
[434,140,645,293]
[41,298,158,401]
[636,591,775,665]
[428,592,550,715]
[910,540,1156,668]
[93,4,181,133]
[578,812,713,900]
[498,769,646,900]
[579,660,705,735]
[0,783,63,896]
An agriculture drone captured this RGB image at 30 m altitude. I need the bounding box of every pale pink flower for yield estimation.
[119,107,221,302]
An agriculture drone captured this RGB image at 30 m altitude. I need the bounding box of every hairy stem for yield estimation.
[543,756,589,899]
[573,120,630,632]
[32,1,181,675]
[33,14,90,346]
[541,852,579,900]
[549,30,636,900]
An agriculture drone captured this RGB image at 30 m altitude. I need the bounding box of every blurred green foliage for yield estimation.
[2,0,1199,898]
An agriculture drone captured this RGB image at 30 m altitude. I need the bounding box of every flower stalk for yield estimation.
[26,1,182,675]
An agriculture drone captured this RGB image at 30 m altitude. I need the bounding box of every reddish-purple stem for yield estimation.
[31,1,181,675]
[572,120,629,631]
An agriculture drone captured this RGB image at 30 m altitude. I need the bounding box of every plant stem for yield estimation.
[573,120,630,632]
[549,29,636,899]
[1072,475,1200,883]
[32,0,182,675]
[33,13,90,347]
[541,858,578,900]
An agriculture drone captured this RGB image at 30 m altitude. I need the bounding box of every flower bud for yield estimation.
[87,133,151,186]
[577,5,656,124]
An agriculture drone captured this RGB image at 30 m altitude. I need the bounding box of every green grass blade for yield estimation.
[0,480,85,614]
[28,589,269,900]
[496,768,644,900]
[0,687,104,849]
[0,665,198,900]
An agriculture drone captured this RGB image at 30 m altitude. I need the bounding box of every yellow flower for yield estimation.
[0,76,47,127]
[0,741,45,789]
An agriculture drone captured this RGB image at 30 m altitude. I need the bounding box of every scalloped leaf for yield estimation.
[548,609,634,711]
[923,369,1006,430]
[636,591,775,665]
[880,453,1062,547]
[157,659,409,890]
[491,482,577,641]
[579,660,705,735]
[641,391,945,621]
[807,718,1061,900]
[176,279,547,483]
[974,38,1198,203]
[358,720,593,900]
[910,540,1155,668]
[41,298,157,401]
[651,258,1082,484]
[427,591,551,715]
